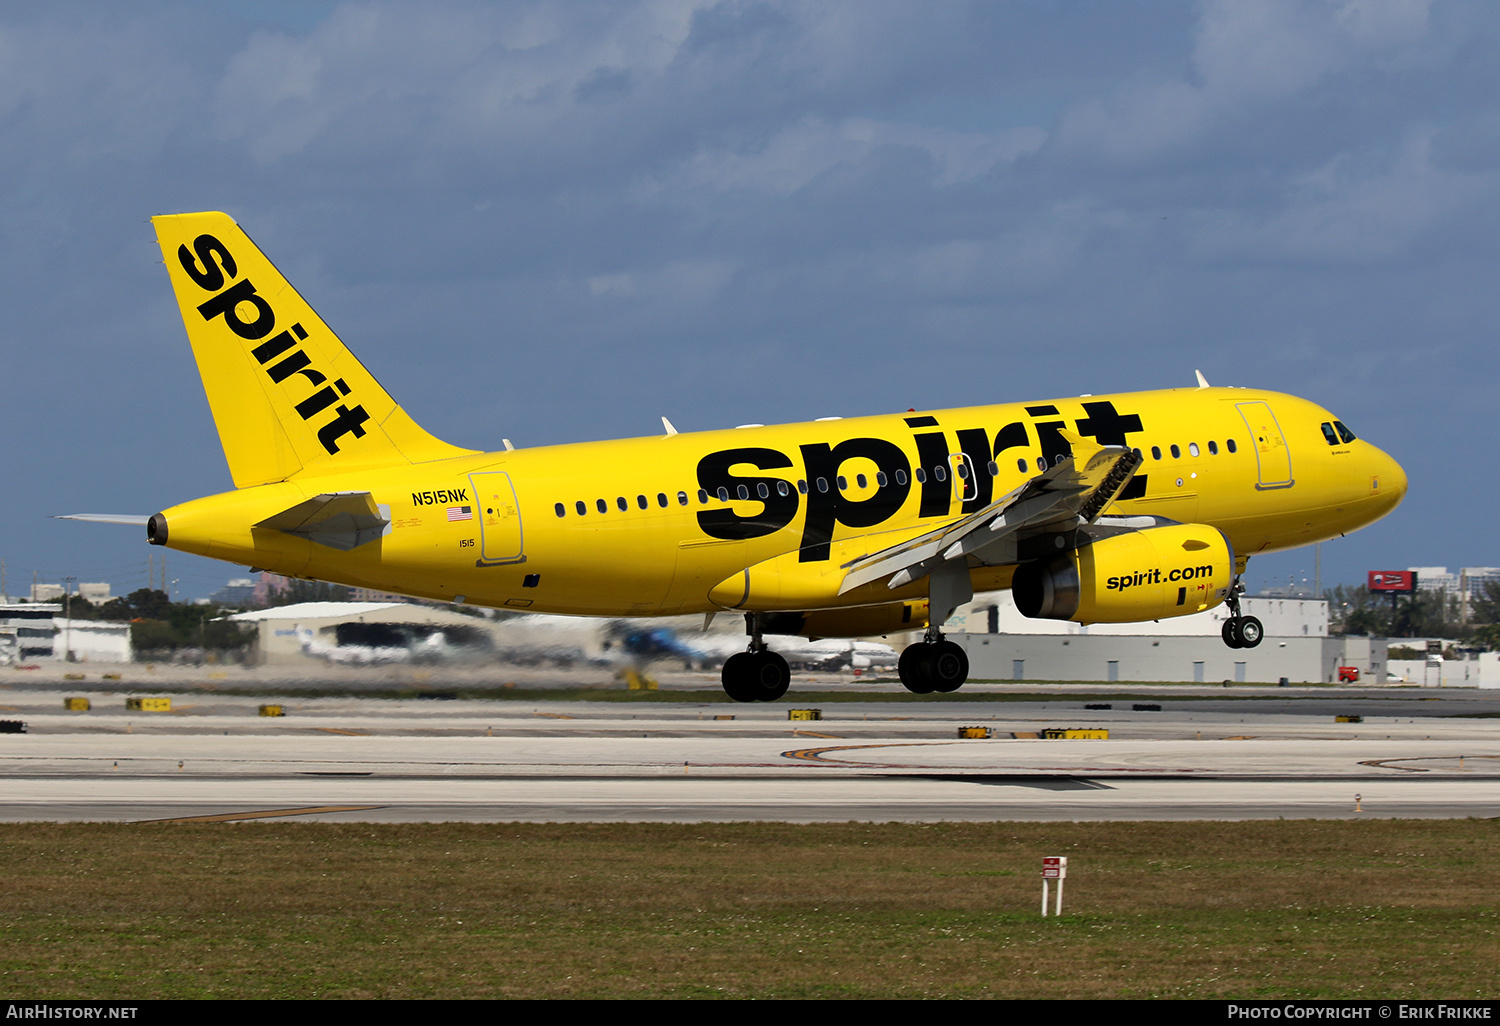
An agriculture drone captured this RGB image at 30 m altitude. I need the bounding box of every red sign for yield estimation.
[1042,856,1067,878]
[1368,571,1416,593]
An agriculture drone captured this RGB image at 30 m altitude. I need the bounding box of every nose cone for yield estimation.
[1368,443,1407,517]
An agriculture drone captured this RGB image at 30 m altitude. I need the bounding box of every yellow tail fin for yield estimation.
[153,211,475,488]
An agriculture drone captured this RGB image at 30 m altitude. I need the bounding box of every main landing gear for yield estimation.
[897,628,969,695]
[1221,579,1263,649]
[721,615,791,703]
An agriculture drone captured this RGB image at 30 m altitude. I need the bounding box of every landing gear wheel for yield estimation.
[898,645,934,694]
[721,650,791,702]
[1236,615,1264,649]
[1222,618,1244,650]
[721,652,760,702]
[928,640,969,693]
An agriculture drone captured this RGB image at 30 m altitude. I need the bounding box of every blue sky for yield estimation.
[4,0,1492,601]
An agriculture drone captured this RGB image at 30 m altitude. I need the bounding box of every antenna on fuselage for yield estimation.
[1194,370,1210,388]
[662,416,679,436]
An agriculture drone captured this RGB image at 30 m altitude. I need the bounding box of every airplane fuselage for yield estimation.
[156,385,1405,618]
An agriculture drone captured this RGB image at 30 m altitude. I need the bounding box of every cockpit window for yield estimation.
[1321,422,1339,446]
[1333,421,1356,444]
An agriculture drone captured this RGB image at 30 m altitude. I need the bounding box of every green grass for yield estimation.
[1,820,1496,998]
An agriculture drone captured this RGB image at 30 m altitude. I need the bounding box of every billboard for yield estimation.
[1368,571,1417,593]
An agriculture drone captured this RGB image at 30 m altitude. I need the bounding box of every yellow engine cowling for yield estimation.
[1012,523,1234,623]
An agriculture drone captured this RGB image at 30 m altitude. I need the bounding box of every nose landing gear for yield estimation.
[1220,579,1263,649]
[898,628,969,694]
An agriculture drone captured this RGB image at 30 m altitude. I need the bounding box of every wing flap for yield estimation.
[838,433,1141,595]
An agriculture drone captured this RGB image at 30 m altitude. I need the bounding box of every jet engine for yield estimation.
[1012,523,1233,623]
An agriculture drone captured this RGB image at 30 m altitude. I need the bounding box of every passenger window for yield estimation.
[717,487,729,501]
[955,463,968,480]
[756,482,769,499]
[697,489,708,503]
[1227,439,1237,453]
[596,499,607,513]
[916,468,927,484]
[777,480,790,496]
[875,472,887,487]
[1334,421,1356,443]
[987,461,998,476]
[1188,442,1199,457]
[856,474,867,488]
[897,469,909,485]
[1321,423,1338,446]
[797,479,808,494]
[1035,457,1045,472]
[617,496,628,511]
[678,491,688,506]
[817,477,829,492]
[836,476,848,490]
[735,485,749,500]
[554,503,565,517]
[934,465,947,482]
[1170,444,1180,459]
[637,495,648,509]
[1017,458,1027,473]
[575,500,586,516]
[1208,441,1218,455]
[1151,446,1161,460]
[657,493,668,507]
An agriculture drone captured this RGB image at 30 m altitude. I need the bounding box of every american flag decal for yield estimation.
[446,505,473,522]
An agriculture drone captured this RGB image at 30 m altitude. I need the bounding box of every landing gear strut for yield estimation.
[1220,579,1263,649]
[721,614,791,702]
[897,627,969,695]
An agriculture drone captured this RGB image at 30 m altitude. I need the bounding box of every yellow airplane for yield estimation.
[65,212,1407,701]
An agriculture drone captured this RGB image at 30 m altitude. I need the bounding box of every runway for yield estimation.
[1,681,1496,822]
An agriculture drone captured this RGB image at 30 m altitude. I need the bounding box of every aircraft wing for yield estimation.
[254,492,390,551]
[837,431,1141,595]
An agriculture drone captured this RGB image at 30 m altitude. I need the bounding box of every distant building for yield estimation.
[1405,566,1500,621]
[946,591,1377,684]
[29,584,64,602]
[76,583,111,604]
[210,578,256,607]
[0,603,62,663]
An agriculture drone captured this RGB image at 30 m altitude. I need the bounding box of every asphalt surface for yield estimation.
[2,670,1496,822]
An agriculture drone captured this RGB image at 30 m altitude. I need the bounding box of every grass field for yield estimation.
[2,819,1496,999]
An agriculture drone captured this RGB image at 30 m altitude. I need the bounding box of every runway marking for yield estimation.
[791,730,843,739]
[1359,755,1500,773]
[138,805,386,824]
[532,712,576,719]
[780,741,1210,773]
[317,728,369,736]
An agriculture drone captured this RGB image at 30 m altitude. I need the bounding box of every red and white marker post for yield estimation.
[1041,856,1067,917]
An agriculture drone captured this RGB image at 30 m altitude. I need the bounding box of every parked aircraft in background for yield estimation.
[64,213,1407,702]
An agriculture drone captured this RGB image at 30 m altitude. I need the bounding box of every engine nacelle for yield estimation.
[1012,523,1233,623]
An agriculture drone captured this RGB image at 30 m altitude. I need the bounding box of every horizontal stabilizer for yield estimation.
[54,514,150,526]
[254,492,389,551]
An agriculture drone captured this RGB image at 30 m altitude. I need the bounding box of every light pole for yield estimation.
[61,575,76,662]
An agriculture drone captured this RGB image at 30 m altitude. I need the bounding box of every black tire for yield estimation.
[721,652,761,703]
[898,644,934,694]
[1237,615,1264,649]
[929,640,968,693]
[750,650,791,701]
[1222,618,1244,649]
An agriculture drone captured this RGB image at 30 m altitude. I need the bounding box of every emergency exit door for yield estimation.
[1236,401,1294,490]
[468,471,525,564]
